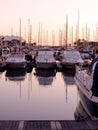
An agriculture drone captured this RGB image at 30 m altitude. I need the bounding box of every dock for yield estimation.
[0,120,98,130]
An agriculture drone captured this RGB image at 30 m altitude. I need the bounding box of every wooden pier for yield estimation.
[0,120,98,130]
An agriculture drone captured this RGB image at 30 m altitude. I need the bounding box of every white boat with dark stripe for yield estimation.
[6,54,27,69]
[36,48,56,69]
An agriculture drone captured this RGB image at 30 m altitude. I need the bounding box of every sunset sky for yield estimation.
[0,0,98,45]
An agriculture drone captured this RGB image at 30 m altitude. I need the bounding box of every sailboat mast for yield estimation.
[28,19,30,45]
[59,29,62,46]
[76,11,79,41]
[11,27,13,36]
[19,18,21,44]
[46,30,48,45]
[52,29,55,46]
[65,15,68,48]
[38,22,42,46]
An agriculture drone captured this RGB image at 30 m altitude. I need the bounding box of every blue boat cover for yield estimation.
[89,57,98,73]
[91,62,98,97]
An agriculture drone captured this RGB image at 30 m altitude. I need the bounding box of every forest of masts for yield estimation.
[17,13,98,46]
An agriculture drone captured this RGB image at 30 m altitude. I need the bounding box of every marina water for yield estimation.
[0,67,79,120]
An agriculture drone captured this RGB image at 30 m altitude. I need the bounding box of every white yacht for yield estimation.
[6,54,27,69]
[35,48,56,69]
[61,49,83,70]
[75,58,98,120]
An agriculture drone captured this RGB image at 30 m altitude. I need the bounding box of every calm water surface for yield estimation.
[0,68,79,120]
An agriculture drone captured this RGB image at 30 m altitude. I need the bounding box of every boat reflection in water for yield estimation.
[61,70,76,102]
[5,68,27,81]
[74,101,90,121]
[34,69,56,86]
[62,70,75,85]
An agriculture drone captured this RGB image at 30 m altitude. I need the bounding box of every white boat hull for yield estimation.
[75,68,98,103]
[6,54,27,70]
[61,49,83,70]
[78,86,98,120]
[35,49,56,69]
[75,63,98,120]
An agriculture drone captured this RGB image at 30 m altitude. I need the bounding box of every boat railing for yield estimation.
[76,64,93,91]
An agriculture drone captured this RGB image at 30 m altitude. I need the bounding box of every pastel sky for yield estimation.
[0,0,98,44]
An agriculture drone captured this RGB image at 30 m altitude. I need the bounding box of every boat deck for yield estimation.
[0,120,98,130]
